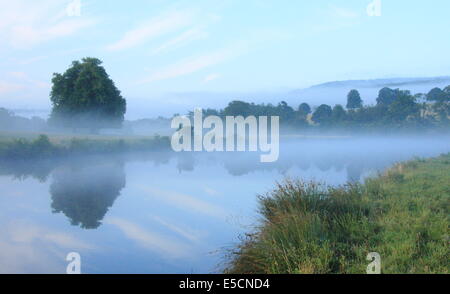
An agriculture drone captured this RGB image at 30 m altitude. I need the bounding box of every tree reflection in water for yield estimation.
[50,160,126,229]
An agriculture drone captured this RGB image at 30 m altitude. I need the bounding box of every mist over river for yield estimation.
[0,136,449,273]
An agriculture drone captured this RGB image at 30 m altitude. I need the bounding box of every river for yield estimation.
[0,136,448,273]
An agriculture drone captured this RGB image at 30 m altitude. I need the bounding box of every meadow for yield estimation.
[225,153,450,274]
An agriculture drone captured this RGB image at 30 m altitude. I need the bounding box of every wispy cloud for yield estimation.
[139,186,228,218]
[0,220,94,273]
[14,48,87,65]
[151,27,208,55]
[0,81,24,94]
[7,220,94,250]
[5,71,50,91]
[0,0,96,48]
[151,216,205,243]
[138,43,247,84]
[105,217,191,258]
[17,55,48,65]
[10,19,96,48]
[106,11,194,51]
[0,71,50,100]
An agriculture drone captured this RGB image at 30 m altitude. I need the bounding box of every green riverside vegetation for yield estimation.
[0,134,170,160]
[198,86,450,132]
[225,153,450,274]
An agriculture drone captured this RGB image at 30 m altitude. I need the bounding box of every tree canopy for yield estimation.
[298,103,312,116]
[332,104,347,123]
[312,104,333,125]
[377,87,406,106]
[189,84,450,132]
[50,57,126,131]
[427,87,450,103]
[346,89,363,109]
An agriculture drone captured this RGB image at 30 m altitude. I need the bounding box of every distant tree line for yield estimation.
[0,108,47,131]
[191,86,450,131]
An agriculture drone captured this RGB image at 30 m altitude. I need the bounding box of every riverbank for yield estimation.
[225,153,450,274]
[0,133,171,160]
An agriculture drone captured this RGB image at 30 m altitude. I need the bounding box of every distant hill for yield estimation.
[82,76,450,119]
[308,76,450,89]
[286,76,450,107]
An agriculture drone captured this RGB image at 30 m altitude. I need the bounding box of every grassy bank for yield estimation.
[0,134,171,160]
[225,154,450,274]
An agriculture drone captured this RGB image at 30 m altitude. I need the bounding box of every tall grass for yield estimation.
[225,154,450,274]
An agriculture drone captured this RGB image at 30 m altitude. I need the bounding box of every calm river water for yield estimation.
[0,137,448,273]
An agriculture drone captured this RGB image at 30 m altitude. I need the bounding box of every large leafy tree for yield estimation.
[50,58,126,131]
[430,85,450,123]
[223,100,252,117]
[386,91,420,123]
[312,104,333,125]
[296,103,312,127]
[444,85,450,96]
[346,89,363,109]
[277,101,295,122]
[427,87,449,103]
[427,87,446,102]
[298,103,311,116]
[332,104,347,123]
[376,87,398,106]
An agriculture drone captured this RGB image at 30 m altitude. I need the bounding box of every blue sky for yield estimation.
[1,0,450,116]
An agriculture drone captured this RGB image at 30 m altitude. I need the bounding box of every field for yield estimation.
[225,153,450,274]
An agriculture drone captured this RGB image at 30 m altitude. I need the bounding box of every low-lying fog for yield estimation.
[0,136,449,273]
[7,76,450,120]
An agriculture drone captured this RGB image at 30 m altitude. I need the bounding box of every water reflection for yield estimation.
[0,159,54,182]
[1,137,449,185]
[0,137,449,273]
[50,160,126,229]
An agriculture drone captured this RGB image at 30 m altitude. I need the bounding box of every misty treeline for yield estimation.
[0,108,47,132]
[192,86,450,132]
[1,57,449,135]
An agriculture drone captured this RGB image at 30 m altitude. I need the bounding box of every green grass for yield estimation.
[225,154,450,274]
[0,133,171,160]
[0,130,164,144]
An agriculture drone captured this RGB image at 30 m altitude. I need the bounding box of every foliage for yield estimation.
[49,58,126,131]
[312,104,333,125]
[332,104,347,124]
[386,90,420,123]
[225,154,450,274]
[0,134,170,160]
[377,87,401,106]
[194,85,450,132]
[427,87,450,103]
[298,103,312,116]
[0,108,47,131]
[347,89,363,109]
